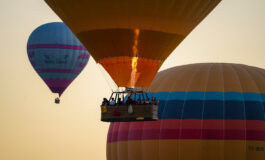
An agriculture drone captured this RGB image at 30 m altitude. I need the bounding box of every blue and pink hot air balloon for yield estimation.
[27,22,90,103]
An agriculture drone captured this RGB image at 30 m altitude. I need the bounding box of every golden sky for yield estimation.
[0,0,264,160]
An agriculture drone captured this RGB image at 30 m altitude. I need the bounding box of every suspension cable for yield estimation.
[96,63,117,92]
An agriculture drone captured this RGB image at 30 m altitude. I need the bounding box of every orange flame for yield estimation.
[130,29,140,87]
[132,29,140,57]
[131,57,138,87]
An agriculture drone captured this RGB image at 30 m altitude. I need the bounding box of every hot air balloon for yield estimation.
[44,0,221,88]
[107,63,265,160]
[27,22,90,103]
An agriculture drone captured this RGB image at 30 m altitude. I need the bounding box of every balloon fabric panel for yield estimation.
[44,0,222,34]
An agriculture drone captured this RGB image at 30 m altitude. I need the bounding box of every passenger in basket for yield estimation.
[137,98,142,104]
[126,96,134,105]
[153,97,159,105]
[109,98,116,106]
[117,98,123,105]
[101,98,109,106]
[145,98,150,104]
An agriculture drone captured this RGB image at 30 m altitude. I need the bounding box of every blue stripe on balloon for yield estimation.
[148,92,265,102]
[158,100,265,121]
[262,94,265,102]
[125,91,265,121]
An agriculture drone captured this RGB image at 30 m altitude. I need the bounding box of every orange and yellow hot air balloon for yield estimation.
[44,0,221,87]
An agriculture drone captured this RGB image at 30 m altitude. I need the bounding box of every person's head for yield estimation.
[112,98,114,101]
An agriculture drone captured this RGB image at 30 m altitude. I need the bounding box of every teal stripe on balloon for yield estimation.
[39,72,77,80]
[148,92,265,102]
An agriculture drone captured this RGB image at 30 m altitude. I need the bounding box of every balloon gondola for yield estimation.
[55,97,60,104]
[101,88,158,122]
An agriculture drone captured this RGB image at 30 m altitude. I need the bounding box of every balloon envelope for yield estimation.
[107,63,265,160]
[44,0,221,87]
[27,22,90,96]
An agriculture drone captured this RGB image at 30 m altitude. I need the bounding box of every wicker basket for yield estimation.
[101,104,158,122]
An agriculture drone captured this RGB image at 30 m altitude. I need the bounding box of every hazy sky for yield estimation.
[0,0,264,160]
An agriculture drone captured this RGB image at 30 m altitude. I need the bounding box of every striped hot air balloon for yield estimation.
[107,63,265,160]
[44,0,221,88]
[27,22,90,98]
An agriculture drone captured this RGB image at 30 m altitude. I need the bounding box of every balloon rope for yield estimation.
[96,63,117,92]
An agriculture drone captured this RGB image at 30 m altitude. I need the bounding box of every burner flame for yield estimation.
[130,29,140,87]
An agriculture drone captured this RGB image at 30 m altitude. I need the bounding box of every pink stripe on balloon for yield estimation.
[37,69,81,74]
[43,78,74,96]
[27,44,87,50]
[108,129,265,143]
[43,78,73,87]
[107,120,265,143]
[78,54,90,59]
[77,63,86,68]
[107,124,114,142]
[110,119,265,131]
